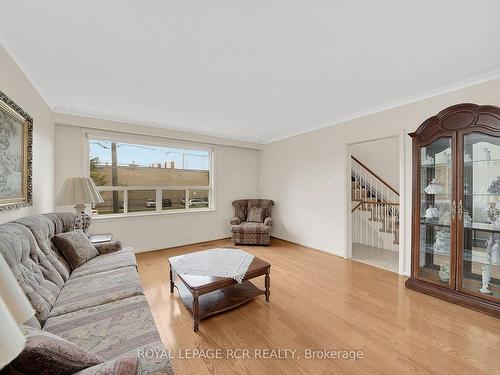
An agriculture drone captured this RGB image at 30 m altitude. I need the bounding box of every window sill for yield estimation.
[91,208,217,222]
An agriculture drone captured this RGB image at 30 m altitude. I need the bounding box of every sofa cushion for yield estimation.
[231,222,271,234]
[49,267,143,317]
[44,295,174,374]
[53,230,99,270]
[0,223,61,323]
[10,324,103,375]
[70,249,137,279]
[72,355,140,375]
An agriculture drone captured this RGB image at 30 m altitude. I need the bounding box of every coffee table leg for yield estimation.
[193,292,200,332]
[265,269,270,302]
[169,266,174,294]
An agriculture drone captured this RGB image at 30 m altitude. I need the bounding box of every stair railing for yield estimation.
[351,156,400,251]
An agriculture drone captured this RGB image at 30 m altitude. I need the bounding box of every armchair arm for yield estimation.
[230,216,242,225]
[264,217,273,226]
[94,240,122,255]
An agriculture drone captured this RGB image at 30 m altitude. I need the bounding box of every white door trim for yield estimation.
[345,130,411,276]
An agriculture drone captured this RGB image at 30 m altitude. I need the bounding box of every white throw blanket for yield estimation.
[169,248,254,283]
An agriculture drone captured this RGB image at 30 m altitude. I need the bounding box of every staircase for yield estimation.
[351,156,399,251]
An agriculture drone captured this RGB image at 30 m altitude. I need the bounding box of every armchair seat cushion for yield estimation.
[231,222,270,234]
[69,248,136,279]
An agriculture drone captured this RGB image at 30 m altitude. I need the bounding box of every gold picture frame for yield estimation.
[0,90,33,212]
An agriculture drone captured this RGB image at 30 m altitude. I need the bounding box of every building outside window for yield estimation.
[88,137,212,215]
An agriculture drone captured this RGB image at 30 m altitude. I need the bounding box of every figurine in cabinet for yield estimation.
[492,240,500,265]
[463,210,472,227]
[480,265,492,294]
[491,239,500,265]
[424,205,439,221]
[483,147,491,161]
[441,210,451,225]
[487,176,500,195]
[480,234,495,294]
[424,179,443,194]
[433,230,450,255]
[485,202,500,224]
[438,264,450,283]
[422,155,434,165]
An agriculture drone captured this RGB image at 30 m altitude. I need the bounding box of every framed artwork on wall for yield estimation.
[0,90,33,212]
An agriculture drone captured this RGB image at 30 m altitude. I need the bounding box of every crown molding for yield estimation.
[0,19,54,109]
[265,69,500,144]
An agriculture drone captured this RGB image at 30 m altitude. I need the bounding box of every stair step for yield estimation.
[379,229,395,233]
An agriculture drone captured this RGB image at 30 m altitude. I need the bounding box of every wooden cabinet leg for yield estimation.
[193,294,200,332]
[169,266,174,293]
[265,270,270,302]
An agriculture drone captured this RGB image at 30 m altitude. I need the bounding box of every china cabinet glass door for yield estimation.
[459,132,500,301]
[418,136,455,287]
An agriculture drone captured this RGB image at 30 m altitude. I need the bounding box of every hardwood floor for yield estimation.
[136,238,500,375]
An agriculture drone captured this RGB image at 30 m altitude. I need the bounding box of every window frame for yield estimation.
[85,132,215,219]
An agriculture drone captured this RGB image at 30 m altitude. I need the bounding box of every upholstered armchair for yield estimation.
[230,199,274,245]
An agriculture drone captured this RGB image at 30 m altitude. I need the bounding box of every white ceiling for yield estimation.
[1,1,500,143]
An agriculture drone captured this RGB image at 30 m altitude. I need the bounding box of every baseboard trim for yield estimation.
[135,234,343,259]
[270,233,343,257]
[134,237,231,253]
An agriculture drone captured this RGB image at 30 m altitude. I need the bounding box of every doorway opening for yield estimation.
[350,136,400,273]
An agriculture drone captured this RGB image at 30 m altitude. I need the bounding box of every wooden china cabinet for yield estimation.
[406,104,500,318]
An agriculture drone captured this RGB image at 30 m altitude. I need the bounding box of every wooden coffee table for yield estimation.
[169,255,270,332]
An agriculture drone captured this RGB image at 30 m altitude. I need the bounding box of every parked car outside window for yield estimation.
[145,198,156,208]
[189,197,208,207]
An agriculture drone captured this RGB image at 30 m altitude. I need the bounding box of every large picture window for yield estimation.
[88,137,212,216]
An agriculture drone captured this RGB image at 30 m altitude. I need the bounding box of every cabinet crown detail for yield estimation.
[409,104,500,143]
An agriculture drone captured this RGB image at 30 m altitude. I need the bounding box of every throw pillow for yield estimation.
[10,325,103,375]
[247,207,264,223]
[52,230,99,270]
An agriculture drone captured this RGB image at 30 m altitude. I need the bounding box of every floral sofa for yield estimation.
[0,213,173,374]
[230,199,274,245]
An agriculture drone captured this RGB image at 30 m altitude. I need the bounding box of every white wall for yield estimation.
[260,78,500,276]
[351,136,400,191]
[0,46,55,223]
[55,124,260,252]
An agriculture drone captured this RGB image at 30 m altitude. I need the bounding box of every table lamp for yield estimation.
[56,177,104,232]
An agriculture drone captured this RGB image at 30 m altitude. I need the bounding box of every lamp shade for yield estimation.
[56,177,104,206]
[0,255,34,324]
[0,296,26,369]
